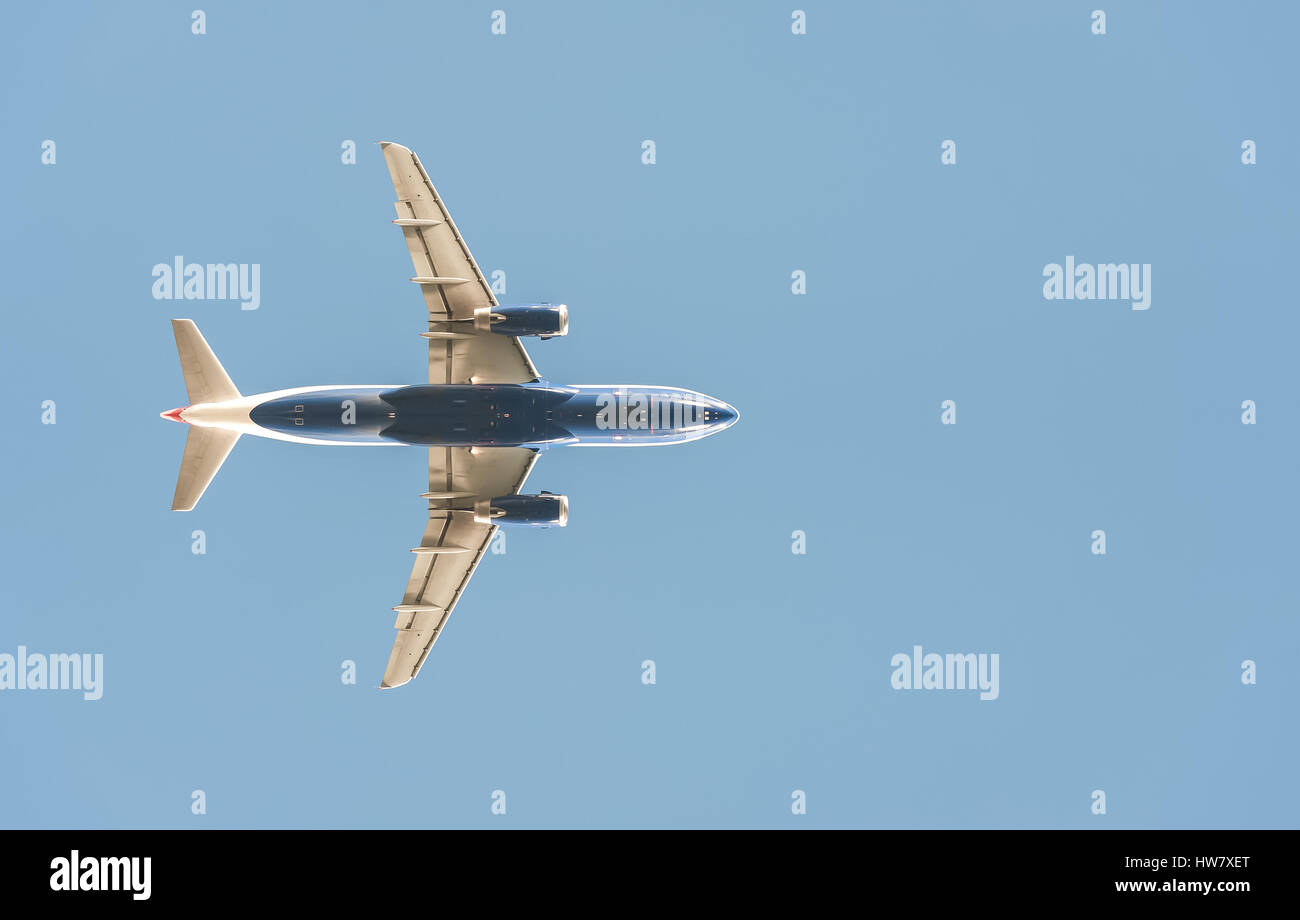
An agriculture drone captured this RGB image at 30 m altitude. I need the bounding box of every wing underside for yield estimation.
[381,446,538,688]
[380,142,538,386]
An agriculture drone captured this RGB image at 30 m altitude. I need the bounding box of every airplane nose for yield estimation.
[160,406,188,424]
[714,402,739,428]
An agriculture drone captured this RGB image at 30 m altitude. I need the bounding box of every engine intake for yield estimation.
[475,303,569,338]
[474,492,569,527]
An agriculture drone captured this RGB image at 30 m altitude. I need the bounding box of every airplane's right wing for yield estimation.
[380,446,538,689]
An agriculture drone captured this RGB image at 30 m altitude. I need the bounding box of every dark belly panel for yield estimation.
[379,384,574,447]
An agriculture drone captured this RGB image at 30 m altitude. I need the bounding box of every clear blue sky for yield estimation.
[1,1,1296,828]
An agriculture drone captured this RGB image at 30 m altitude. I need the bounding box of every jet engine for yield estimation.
[474,492,569,527]
[474,303,569,338]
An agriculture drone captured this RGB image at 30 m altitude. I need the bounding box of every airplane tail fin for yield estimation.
[167,320,242,511]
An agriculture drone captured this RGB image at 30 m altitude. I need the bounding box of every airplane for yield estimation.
[160,142,739,689]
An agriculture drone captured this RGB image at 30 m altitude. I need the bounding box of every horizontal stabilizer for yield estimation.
[171,319,240,405]
[172,426,240,511]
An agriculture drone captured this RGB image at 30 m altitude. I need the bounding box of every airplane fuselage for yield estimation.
[169,384,739,448]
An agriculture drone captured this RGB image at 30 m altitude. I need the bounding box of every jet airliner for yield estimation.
[161,142,738,688]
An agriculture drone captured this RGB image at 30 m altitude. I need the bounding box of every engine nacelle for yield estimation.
[474,492,569,527]
[474,303,569,338]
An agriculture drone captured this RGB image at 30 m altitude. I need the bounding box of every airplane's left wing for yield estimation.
[381,446,539,689]
[380,142,539,386]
